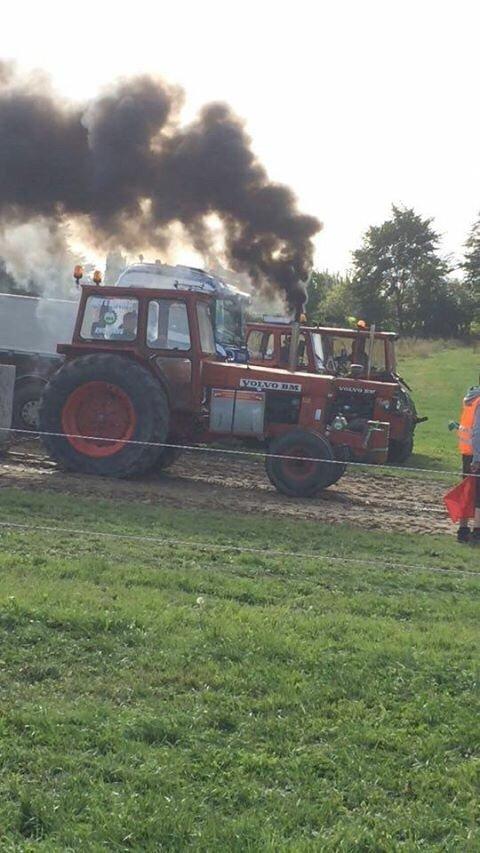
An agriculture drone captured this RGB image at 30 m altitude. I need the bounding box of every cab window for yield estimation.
[386,340,396,373]
[197,302,216,354]
[248,330,274,361]
[311,333,326,371]
[321,335,354,374]
[147,300,191,351]
[279,333,310,368]
[367,338,387,373]
[81,296,139,341]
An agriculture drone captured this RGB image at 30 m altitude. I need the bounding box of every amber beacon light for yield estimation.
[73,265,84,285]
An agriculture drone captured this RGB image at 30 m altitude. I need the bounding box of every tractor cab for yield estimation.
[246,322,398,381]
[68,286,216,353]
[113,261,250,359]
[58,284,218,416]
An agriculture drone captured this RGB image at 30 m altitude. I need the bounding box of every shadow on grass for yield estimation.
[408,452,459,474]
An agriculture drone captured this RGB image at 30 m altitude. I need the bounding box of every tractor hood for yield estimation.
[332,376,398,397]
[201,360,334,397]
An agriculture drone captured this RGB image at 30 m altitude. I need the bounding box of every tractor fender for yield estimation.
[146,355,173,406]
[14,373,48,390]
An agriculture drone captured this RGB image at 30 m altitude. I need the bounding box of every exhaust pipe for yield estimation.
[288,320,300,372]
[366,323,376,379]
[287,285,308,372]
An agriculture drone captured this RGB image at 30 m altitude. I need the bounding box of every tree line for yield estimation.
[1,205,479,337]
[307,206,480,337]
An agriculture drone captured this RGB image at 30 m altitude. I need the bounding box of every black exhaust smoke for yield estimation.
[0,61,321,310]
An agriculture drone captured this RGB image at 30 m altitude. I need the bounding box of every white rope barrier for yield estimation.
[1,425,478,479]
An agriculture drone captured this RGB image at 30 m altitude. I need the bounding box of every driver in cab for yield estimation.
[113,311,138,341]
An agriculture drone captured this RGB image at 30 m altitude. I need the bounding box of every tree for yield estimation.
[306,270,352,326]
[305,270,332,321]
[441,279,476,337]
[463,215,480,322]
[351,205,452,335]
[321,276,353,326]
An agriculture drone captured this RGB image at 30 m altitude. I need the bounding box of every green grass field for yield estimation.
[0,487,479,850]
[0,340,478,849]
[397,340,479,472]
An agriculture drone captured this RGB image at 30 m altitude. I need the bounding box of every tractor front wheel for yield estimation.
[388,432,414,464]
[265,430,339,497]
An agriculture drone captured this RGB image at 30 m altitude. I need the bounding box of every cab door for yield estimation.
[146,297,194,410]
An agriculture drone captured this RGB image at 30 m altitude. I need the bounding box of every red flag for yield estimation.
[443,476,476,523]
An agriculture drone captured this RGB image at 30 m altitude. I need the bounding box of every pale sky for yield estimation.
[2,0,479,274]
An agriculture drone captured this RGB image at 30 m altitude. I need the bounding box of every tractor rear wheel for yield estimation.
[265,429,339,497]
[154,444,182,471]
[39,354,169,477]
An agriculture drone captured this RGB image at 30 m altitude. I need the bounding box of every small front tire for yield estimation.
[388,433,414,464]
[265,430,338,497]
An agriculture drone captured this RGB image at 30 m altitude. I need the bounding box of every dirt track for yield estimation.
[0,443,453,536]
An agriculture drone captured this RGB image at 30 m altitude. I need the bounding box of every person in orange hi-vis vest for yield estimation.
[457,385,480,544]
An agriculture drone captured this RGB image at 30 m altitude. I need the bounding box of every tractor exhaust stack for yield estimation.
[288,320,301,372]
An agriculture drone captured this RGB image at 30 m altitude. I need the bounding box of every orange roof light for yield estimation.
[92,270,102,284]
[73,264,84,282]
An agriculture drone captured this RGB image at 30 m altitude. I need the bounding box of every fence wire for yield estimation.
[1,425,478,479]
[0,519,478,581]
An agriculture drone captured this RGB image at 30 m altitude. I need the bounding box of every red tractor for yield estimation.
[246,320,423,463]
[40,285,402,497]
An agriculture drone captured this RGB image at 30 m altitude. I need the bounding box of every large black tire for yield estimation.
[322,444,350,487]
[39,354,169,477]
[388,432,414,464]
[12,380,45,431]
[265,429,338,497]
[154,444,183,471]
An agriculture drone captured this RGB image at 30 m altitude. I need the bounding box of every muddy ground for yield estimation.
[0,442,453,536]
